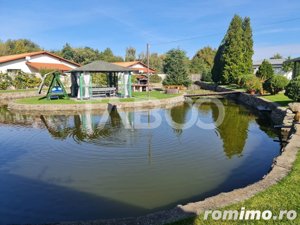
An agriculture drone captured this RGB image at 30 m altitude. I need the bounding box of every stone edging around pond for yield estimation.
[7,95,186,113]
[0,90,42,100]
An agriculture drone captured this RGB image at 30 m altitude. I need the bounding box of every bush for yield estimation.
[13,72,41,89]
[0,73,12,90]
[245,76,262,93]
[201,71,213,82]
[256,60,274,81]
[285,76,300,102]
[149,74,162,83]
[92,73,107,87]
[263,75,289,95]
[238,74,254,87]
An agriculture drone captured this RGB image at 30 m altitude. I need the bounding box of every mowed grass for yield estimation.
[261,93,293,107]
[169,151,300,225]
[15,91,181,105]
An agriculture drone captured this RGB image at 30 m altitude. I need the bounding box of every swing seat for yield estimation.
[51,86,63,93]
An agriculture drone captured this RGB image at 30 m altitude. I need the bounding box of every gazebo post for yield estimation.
[79,73,83,100]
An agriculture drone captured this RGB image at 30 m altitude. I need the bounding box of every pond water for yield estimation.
[0,99,280,224]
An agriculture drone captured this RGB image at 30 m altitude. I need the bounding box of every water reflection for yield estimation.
[211,99,253,158]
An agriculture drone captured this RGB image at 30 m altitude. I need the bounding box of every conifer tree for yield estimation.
[242,17,254,74]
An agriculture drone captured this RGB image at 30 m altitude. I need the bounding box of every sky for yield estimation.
[0,0,300,60]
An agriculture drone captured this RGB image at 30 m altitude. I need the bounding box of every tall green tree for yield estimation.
[61,43,75,61]
[212,15,254,84]
[163,49,191,87]
[242,17,254,73]
[222,15,245,83]
[212,42,226,83]
[125,47,136,61]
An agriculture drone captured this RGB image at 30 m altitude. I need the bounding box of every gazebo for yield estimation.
[70,61,132,100]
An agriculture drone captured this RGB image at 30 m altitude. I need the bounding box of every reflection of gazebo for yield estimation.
[70,61,133,100]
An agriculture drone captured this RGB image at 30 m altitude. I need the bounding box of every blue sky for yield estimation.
[0,0,300,60]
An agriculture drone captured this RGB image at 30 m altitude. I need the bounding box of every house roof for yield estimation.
[0,51,80,66]
[70,60,132,73]
[26,62,72,71]
[253,58,285,67]
[113,61,156,73]
[285,57,300,63]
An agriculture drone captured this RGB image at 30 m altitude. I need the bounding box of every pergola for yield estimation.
[70,61,132,100]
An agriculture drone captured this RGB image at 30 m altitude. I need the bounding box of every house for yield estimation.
[0,51,80,77]
[113,61,155,75]
[253,58,292,79]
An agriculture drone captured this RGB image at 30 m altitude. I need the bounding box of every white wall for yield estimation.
[0,53,78,75]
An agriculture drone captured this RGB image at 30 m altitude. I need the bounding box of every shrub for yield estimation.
[238,74,254,87]
[285,76,300,102]
[0,73,12,90]
[263,75,289,95]
[245,76,262,93]
[13,72,41,89]
[201,71,213,82]
[149,74,162,83]
[256,60,274,81]
[92,73,107,87]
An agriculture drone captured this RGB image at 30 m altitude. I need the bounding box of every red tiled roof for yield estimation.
[113,61,156,73]
[26,62,72,71]
[0,51,80,66]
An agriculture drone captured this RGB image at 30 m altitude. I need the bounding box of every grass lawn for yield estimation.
[15,91,181,105]
[261,93,293,107]
[169,151,300,225]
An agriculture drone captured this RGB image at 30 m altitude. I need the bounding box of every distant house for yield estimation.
[0,51,80,77]
[113,61,155,75]
[253,58,292,79]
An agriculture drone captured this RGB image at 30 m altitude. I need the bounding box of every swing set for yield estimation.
[38,71,69,100]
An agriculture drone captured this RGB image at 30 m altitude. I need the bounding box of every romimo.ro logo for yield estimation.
[204,208,297,221]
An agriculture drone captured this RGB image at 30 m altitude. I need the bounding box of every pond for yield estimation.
[0,99,281,224]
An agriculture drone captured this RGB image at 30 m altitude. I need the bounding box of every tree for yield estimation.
[212,43,225,83]
[190,46,216,75]
[125,47,136,61]
[212,15,254,84]
[222,15,245,84]
[242,17,254,73]
[270,53,283,59]
[0,39,41,56]
[162,49,191,87]
[100,48,123,62]
[256,60,274,81]
[61,43,75,61]
[139,52,164,73]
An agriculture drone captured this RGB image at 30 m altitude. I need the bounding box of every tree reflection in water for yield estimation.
[211,99,253,158]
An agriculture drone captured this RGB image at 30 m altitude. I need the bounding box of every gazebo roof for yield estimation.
[70,60,132,73]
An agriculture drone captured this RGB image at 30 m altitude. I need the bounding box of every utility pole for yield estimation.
[147,43,150,99]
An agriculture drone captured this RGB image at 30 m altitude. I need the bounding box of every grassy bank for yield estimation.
[261,93,293,107]
[15,91,181,105]
[169,151,300,225]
